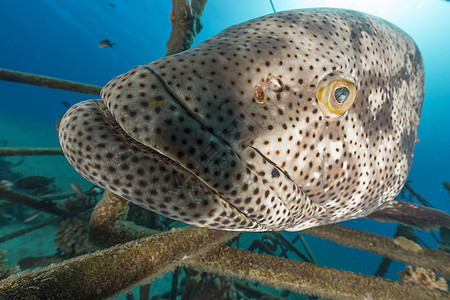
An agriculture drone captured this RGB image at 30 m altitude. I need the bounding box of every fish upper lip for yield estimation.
[142,65,240,156]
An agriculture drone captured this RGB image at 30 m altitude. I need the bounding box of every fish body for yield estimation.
[15,176,54,191]
[98,39,115,48]
[24,211,40,223]
[59,8,426,231]
[0,180,12,190]
[70,183,84,196]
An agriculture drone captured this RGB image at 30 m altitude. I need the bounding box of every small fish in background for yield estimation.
[70,183,83,196]
[443,181,450,201]
[24,211,40,223]
[90,186,104,195]
[15,176,56,196]
[98,39,116,48]
[0,209,15,221]
[108,3,115,8]
[15,176,54,191]
[70,183,89,202]
[60,101,70,107]
[0,180,12,190]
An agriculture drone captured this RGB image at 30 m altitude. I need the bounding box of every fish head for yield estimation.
[59,8,425,231]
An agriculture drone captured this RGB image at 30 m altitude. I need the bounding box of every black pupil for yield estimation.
[334,86,349,103]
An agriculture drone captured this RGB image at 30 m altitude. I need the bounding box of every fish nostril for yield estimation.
[253,75,284,103]
[253,85,266,102]
[266,75,284,93]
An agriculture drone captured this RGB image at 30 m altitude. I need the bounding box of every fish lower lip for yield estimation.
[60,99,221,199]
[96,100,202,184]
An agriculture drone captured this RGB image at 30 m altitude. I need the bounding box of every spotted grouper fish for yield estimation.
[59,8,449,231]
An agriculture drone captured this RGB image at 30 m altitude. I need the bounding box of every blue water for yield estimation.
[0,0,449,298]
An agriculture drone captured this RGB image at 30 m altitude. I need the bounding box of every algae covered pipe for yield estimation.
[304,224,450,278]
[0,68,101,95]
[1,191,449,299]
[188,245,449,299]
[0,227,238,299]
[1,227,448,299]
[90,192,450,280]
[0,185,73,218]
[166,0,208,56]
[87,191,450,295]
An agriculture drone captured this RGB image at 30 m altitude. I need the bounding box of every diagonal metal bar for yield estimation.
[303,224,450,278]
[0,147,63,156]
[0,68,101,95]
[0,185,73,218]
[187,245,448,299]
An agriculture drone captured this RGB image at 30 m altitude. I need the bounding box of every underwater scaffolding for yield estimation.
[0,190,449,299]
[1,0,450,299]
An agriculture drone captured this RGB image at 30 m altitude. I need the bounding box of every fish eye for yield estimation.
[334,85,349,103]
[316,71,356,119]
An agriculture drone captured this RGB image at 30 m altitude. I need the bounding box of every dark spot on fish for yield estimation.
[271,168,280,178]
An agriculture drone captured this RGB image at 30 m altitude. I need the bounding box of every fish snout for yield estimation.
[100,65,239,178]
[99,67,241,196]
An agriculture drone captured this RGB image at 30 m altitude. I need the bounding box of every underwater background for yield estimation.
[0,0,449,299]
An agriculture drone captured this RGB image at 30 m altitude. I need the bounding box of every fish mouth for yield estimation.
[99,66,248,201]
[59,65,325,231]
[59,99,268,231]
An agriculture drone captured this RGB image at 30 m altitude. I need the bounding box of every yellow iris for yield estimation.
[316,72,356,119]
